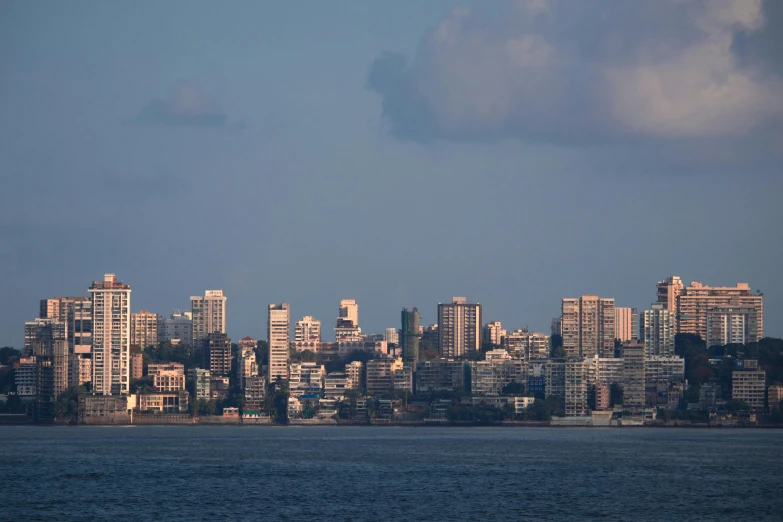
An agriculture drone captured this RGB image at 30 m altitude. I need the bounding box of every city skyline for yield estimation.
[2,1,781,348]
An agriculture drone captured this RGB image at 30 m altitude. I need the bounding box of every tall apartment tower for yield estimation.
[335,299,362,341]
[706,299,762,347]
[268,303,291,382]
[678,282,763,342]
[190,290,227,345]
[621,341,646,411]
[294,316,321,342]
[401,307,421,365]
[384,327,399,345]
[614,308,638,342]
[89,273,131,395]
[656,276,683,312]
[483,321,506,346]
[205,333,232,377]
[561,296,615,358]
[642,303,676,357]
[438,297,482,358]
[131,310,159,349]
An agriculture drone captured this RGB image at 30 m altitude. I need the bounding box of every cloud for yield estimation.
[138,83,228,127]
[367,0,783,145]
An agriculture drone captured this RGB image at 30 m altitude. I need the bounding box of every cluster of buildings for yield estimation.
[10,273,776,421]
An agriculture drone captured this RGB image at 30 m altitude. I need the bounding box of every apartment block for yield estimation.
[324,372,349,399]
[335,299,362,342]
[415,359,465,394]
[366,357,404,397]
[614,307,638,342]
[642,303,676,357]
[707,299,763,347]
[90,273,131,395]
[678,282,762,342]
[238,336,258,385]
[544,359,565,400]
[345,361,364,391]
[561,296,615,358]
[384,327,399,345]
[645,356,685,385]
[289,362,325,397]
[158,309,192,345]
[621,341,645,411]
[190,290,226,345]
[294,316,321,342]
[469,351,525,396]
[401,307,420,365]
[732,368,765,410]
[656,276,683,313]
[268,303,290,382]
[564,358,588,417]
[244,376,266,408]
[438,297,482,358]
[189,368,211,400]
[205,333,232,377]
[131,310,159,349]
[130,349,143,380]
[483,321,506,346]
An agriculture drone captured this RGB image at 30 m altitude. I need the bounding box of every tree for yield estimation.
[551,334,563,349]
[255,340,269,368]
[130,376,154,394]
[0,347,21,366]
[610,383,623,406]
[502,381,525,395]
[550,346,566,358]
[53,385,86,421]
[725,399,751,412]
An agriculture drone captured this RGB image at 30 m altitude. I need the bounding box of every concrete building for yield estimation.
[614,308,638,342]
[268,303,290,382]
[384,327,399,345]
[158,309,193,345]
[551,317,562,337]
[190,290,227,345]
[707,299,763,347]
[324,372,349,399]
[345,361,363,391]
[595,383,610,410]
[24,318,65,356]
[544,359,566,400]
[469,351,525,397]
[79,395,131,423]
[130,310,159,349]
[152,370,186,393]
[289,362,325,397]
[564,358,588,417]
[294,316,321,342]
[366,357,404,397]
[642,303,676,357]
[587,356,625,386]
[130,348,143,380]
[483,321,506,346]
[621,341,645,411]
[561,296,615,358]
[89,273,131,395]
[656,276,683,314]
[67,298,93,357]
[645,356,685,385]
[732,368,765,410]
[438,297,482,358]
[237,337,258,385]
[189,368,211,400]
[244,376,266,408]
[205,333,232,377]
[69,355,91,387]
[415,359,465,394]
[678,282,763,342]
[137,392,189,413]
[401,307,420,365]
[527,332,550,360]
[335,299,362,342]
[40,296,84,323]
[768,385,783,410]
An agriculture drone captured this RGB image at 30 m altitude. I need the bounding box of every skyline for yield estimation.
[2,1,782,348]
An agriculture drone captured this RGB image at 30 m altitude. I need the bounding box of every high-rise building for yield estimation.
[294,316,321,342]
[131,310,159,349]
[438,297,482,358]
[678,282,763,342]
[707,299,763,347]
[237,336,258,385]
[40,296,86,323]
[642,303,676,357]
[67,298,92,356]
[401,307,420,366]
[614,307,638,342]
[483,321,506,346]
[205,333,232,377]
[561,296,615,358]
[158,309,193,345]
[268,303,290,382]
[383,327,399,345]
[335,299,362,342]
[564,358,588,417]
[190,290,226,345]
[89,273,131,395]
[551,317,562,337]
[656,276,683,312]
[732,367,765,410]
[621,341,645,411]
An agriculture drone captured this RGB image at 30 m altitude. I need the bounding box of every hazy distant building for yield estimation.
[190,290,226,345]
[707,299,762,347]
[295,316,321,342]
[656,276,683,313]
[401,307,421,365]
[205,333,232,377]
[158,309,192,345]
[131,310,159,349]
[383,327,399,345]
[678,282,763,342]
[732,367,765,410]
[90,274,131,395]
[621,341,645,412]
[551,317,562,337]
[564,358,588,417]
[642,303,676,357]
[238,336,258,385]
[561,296,615,358]
[483,321,506,346]
[268,303,290,382]
[335,299,362,342]
[438,297,482,358]
[614,307,638,342]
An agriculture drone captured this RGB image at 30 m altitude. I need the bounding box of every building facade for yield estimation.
[130,310,159,349]
[268,303,290,382]
[158,309,193,345]
[401,307,420,365]
[642,303,676,357]
[205,333,232,377]
[614,307,638,342]
[438,297,482,358]
[561,296,615,358]
[90,273,131,395]
[294,316,321,342]
[190,290,227,345]
[678,282,763,342]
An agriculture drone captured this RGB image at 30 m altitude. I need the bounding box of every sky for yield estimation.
[1,0,781,348]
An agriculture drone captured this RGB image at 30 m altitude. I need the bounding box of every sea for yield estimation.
[1,426,781,521]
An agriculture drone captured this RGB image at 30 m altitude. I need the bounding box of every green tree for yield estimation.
[502,381,525,395]
[0,347,21,365]
[53,385,86,421]
[130,376,154,394]
[550,346,566,358]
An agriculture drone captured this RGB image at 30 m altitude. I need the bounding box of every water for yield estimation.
[1,426,781,521]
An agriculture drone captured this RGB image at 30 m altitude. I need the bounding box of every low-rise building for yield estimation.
[137,392,189,413]
[289,362,325,397]
[768,385,783,410]
[415,359,465,394]
[324,372,349,399]
[79,395,132,423]
[732,368,765,410]
[366,357,404,397]
[345,361,364,391]
[189,368,211,400]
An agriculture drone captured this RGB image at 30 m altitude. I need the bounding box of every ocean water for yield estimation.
[1,426,781,521]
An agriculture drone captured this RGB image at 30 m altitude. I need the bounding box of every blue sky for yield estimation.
[1,0,781,347]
